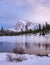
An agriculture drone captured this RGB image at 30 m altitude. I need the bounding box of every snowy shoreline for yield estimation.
[0,53,50,65]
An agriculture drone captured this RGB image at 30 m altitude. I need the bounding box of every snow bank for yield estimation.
[0,53,50,65]
[0,53,36,62]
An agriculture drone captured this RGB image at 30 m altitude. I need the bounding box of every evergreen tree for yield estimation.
[46,22,48,27]
[1,27,3,31]
[39,24,41,30]
[25,25,28,32]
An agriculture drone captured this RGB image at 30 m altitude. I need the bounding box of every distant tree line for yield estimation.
[0,22,50,36]
[21,22,50,36]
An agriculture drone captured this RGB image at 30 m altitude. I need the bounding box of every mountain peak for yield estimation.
[9,20,43,32]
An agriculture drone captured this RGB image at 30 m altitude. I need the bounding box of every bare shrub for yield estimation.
[13,56,23,62]
[7,54,14,62]
[7,54,27,62]
[13,47,24,54]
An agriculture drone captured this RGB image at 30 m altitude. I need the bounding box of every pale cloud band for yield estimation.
[0,0,50,28]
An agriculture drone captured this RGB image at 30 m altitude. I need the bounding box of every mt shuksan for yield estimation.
[9,20,40,32]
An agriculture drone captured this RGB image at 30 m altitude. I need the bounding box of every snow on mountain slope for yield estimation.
[15,20,26,32]
[13,20,40,32]
[9,20,43,32]
[9,28,17,32]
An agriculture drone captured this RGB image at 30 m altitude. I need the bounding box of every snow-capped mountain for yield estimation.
[9,20,42,32]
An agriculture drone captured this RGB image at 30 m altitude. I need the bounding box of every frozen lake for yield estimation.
[0,35,50,55]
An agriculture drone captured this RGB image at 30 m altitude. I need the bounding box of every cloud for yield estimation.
[26,6,50,23]
[0,0,50,28]
[24,0,50,23]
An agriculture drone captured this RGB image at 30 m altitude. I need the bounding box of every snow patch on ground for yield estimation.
[0,53,36,62]
[0,53,50,65]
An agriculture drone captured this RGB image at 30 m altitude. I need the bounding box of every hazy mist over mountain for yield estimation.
[0,0,50,29]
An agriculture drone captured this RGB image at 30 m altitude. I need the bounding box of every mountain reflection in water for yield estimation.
[0,35,50,56]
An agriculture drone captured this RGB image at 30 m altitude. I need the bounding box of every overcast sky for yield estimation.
[0,0,50,28]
